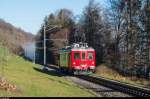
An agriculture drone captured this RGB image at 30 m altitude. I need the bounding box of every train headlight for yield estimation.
[73,62,76,65]
[92,62,94,64]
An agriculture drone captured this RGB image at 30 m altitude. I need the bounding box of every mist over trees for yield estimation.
[0,19,34,56]
[36,0,150,78]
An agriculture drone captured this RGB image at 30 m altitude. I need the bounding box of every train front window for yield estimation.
[74,53,80,60]
[88,52,93,60]
[82,52,86,60]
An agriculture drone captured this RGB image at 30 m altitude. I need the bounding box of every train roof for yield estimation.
[71,47,95,51]
[59,43,95,53]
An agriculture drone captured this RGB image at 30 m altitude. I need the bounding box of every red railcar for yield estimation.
[59,43,96,75]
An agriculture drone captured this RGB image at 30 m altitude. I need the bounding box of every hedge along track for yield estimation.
[77,75,150,97]
[45,64,150,97]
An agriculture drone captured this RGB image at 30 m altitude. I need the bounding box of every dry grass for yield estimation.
[0,78,17,92]
[95,64,150,89]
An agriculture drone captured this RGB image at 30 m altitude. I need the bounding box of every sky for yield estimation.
[0,0,107,35]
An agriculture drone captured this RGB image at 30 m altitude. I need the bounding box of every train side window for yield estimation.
[88,52,93,60]
[82,52,86,60]
[74,53,80,60]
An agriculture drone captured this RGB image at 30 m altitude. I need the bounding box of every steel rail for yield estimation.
[78,75,150,97]
[45,64,150,97]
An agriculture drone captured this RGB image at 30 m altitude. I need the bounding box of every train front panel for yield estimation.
[70,49,95,75]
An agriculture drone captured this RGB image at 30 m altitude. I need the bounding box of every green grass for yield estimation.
[0,45,96,97]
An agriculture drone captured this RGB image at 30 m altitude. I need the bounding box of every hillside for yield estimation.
[0,19,34,55]
[0,44,95,97]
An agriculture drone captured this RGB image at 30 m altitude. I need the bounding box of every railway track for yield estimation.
[65,76,130,97]
[45,65,150,97]
[77,75,150,97]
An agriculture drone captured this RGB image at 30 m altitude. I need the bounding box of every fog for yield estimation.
[23,42,35,61]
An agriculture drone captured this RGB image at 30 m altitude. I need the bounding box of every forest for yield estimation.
[36,0,150,79]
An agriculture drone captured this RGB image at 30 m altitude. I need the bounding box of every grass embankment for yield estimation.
[0,45,96,97]
[95,64,150,89]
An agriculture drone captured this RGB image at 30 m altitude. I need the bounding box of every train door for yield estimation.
[80,51,87,69]
[71,51,80,68]
[87,51,96,71]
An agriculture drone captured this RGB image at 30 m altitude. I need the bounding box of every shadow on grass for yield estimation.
[33,67,77,87]
[33,67,64,77]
